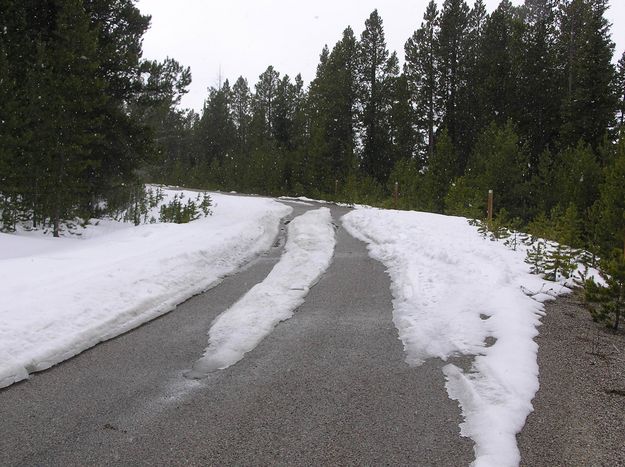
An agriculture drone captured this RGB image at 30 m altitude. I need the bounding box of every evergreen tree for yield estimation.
[595,136,625,253]
[356,10,399,184]
[132,57,192,181]
[518,0,562,159]
[31,0,109,236]
[424,128,457,213]
[436,0,470,172]
[197,81,236,178]
[585,250,625,330]
[389,73,418,164]
[82,0,152,207]
[617,51,625,130]
[252,65,280,141]
[463,121,530,219]
[231,76,252,156]
[553,141,602,214]
[477,1,522,126]
[0,21,22,229]
[404,0,440,161]
[307,28,358,192]
[558,0,617,149]
[457,0,488,157]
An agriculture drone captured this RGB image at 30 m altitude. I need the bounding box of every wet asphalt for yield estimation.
[0,202,472,466]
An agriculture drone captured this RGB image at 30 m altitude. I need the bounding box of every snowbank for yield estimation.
[0,191,291,389]
[342,208,568,467]
[187,208,335,376]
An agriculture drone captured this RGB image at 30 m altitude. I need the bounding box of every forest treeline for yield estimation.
[0,0,190,236]
[1,0,625,259]
[153,0,625,258]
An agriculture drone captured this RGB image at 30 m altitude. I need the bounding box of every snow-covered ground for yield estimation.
[187,207,335,377]
[0,189,291,389]
[343,208,570,467]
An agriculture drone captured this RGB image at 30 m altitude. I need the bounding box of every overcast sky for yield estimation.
[136,0,625,113]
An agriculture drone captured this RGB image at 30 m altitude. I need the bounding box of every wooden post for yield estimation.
[394,181,399,209]
[487,189,493,223]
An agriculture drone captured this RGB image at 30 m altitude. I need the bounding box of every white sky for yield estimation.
[136,0,625,113]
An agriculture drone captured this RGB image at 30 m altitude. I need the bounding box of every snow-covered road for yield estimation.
[1,193,570,467]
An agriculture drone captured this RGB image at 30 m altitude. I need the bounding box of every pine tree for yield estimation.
[436,0,470,172]
[83,0,152,209]
[558,0,617,149]
[196,81,236,177]
[553,141,602,214]
[424,128,456,213]
[131,57,192,181]
[356,10,399,184]
[389,73,418,164]
[231,76,252,156]
[477,1,522,126]
[595,136,625,253]
[252,65,280,141]
[456,0,488,157]
[464,121,530,219]
[517,0,562,160]
[307,28,358,192]
[404,0,440,161]
[585,250,625,330]
[617,51,625,131]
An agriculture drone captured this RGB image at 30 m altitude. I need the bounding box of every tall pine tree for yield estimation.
[404,0,440,162]
[356,10,399,184]
[558,0,616,149]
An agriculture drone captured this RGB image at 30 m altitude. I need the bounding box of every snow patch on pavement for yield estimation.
[342,208,568,467]
[0,191,291,389]
[187,207,336,376]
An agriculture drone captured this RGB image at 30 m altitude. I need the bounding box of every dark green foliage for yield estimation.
[140,2,622,242]
[585,250,625,330]
[558,0,617,149]
[618,52,625,131]
[159,192,212,224]
[593,136,625,254]
[436,0,470,170]
[404,0,439,160]
[517,0,561,159]
[356,10,399,184]
[524,203,583,281]
[0,0,180,234]
[387,158,426,211]
[525,240,548,274]
[424,129,457,213]
[477,1,523,127]
[451,121,530,219]
[307,28,358,192]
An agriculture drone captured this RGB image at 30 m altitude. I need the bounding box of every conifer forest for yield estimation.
[1,0,625,263]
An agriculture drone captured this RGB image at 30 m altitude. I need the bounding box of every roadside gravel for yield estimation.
[518,292,625,466]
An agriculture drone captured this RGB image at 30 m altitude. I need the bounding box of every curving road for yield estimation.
[0,202,472,466]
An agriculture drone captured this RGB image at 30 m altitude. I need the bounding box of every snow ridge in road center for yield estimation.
[342,208,567,467]
[187,207,336,377]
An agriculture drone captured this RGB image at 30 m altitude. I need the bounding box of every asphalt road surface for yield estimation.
[0,202,473,466]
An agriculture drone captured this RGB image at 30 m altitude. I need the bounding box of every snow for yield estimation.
[342,208,569,467]
[0,190,291,389]
[187,207,336,376]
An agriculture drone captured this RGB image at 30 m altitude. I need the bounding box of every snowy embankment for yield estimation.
[343,209,568,467]
[0,191,291,389]
[187,207,335,377]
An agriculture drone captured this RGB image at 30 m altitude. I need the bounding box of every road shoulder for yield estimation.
[518,292,625,466]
